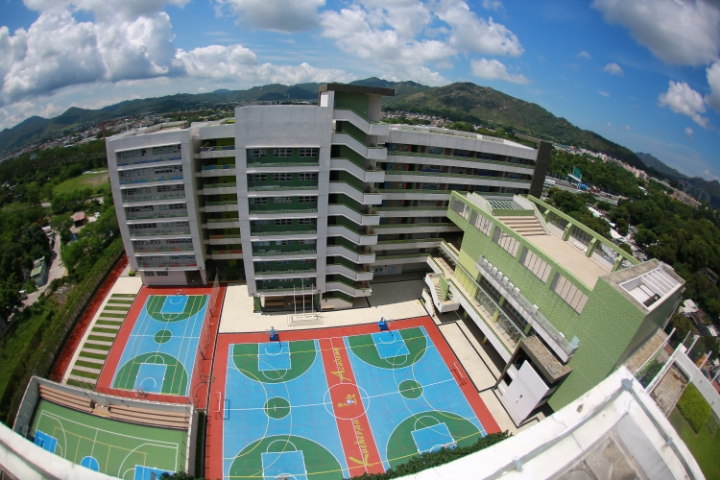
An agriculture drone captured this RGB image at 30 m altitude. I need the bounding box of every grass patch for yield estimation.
[107,299,135,304]
[87,335,112,342]
[94,321,120,328]
[103,304,130,310]
[670,408,720,480]
[678,384,712,433]
[85,343,111,351]
[66,379,95,389]
[92,327,118,335]
[111,294,137,298]
[99,313,126,318]
[53,170,109,195]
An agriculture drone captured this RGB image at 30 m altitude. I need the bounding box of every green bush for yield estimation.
[677,384,712,434]
[350,431,511,479]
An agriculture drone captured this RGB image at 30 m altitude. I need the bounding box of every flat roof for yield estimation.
[319,83,395,97]
[523,231,608,289]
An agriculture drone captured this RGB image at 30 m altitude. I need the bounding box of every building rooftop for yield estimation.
[523,232,608,289]
[319,83,395,97]
[388,124,536,151]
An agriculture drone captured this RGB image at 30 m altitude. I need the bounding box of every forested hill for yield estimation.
[381,81,644,168]
[2,78,641,168]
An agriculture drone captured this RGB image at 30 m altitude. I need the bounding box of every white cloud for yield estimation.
[0,11,106,105]
[471,58,529,84]
[320,6,453,66]
[624,125,631,130]
[177,44,355,84]
[685,127,694,137]
[592,0,720,67]
[598,90,610,97]
[213,0,325,33]
[481,0,503,12]
[436,0,522,56]
[707,61,720,113]
[23,0,191,21]
[603,62,623,75]
[578,51,591,59]
[658,81,709,128]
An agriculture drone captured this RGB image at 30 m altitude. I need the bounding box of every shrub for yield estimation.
[677,384,712,434]
[350,431,511,479]
[128,270,135,277]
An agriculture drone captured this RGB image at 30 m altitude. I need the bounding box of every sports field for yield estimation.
[108,293,209,396]
[207,317,499,480]
[30,400,187,479]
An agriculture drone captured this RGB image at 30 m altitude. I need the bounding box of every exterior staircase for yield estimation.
[497,216,548,236]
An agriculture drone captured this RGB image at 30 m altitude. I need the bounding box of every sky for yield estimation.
[0,0,719,180]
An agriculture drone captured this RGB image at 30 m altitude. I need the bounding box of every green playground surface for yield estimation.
[30,400,187,479]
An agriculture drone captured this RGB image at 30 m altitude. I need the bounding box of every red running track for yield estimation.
[49,254,128,382]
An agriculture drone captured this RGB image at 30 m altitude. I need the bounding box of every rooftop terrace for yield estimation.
[388,124,536,150]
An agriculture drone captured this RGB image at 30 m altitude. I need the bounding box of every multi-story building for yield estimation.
[106,84,550,310]
[432,191,684,420]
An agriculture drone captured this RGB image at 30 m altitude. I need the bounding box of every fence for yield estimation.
[2,242,125,426]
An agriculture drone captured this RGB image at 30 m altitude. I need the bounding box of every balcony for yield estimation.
[375,238,442,251]
[207,234,241,244]
[375,206,447,218]
[122,193,186,204]
[377,189,451,201]
[125,211,188,221]
[208,248,243,260]
[333,109,390,136]
[329,182,382,205]
[129,229,191,238]
[327,226,377,246]
[475,256,577,362]
[204,201,238,213]
[330,158,385,183]
[247,182,318,192]
[117,154,183,169]
[384,171,531,189]
[327,262,373,282]
[327,245,375,264]
[328,204,380,226]
[386,151,535,171]
[373,222,461,235]
[134,246,194,254]
[204,218,240,229]
[200,165,237,177]
[326,279,372,298]
[331,133,387,161]
[118,175,184,188]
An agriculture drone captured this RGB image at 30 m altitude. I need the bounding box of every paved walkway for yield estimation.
[24,233,67,307]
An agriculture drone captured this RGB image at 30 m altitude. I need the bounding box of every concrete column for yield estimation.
[586,238,598,257]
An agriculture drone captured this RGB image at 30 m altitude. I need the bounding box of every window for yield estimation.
[426,146,444,155]
[453,149,470,157]
[125,187,151,195]
[274,197,292,204]
[157,184,184,192]
[492,228,520,257]
[274,173,292,181]
[154,165,182,174]
[299,239,316,245]
[550,273,589,314]
[156,271,169,276]
[159,203,185,210]
[298,218,316,225]
[249,198,268,205]
[276,240,292,246]
[450,198,469,219]
[469,211,493,236]
[250,149,267,158]
[299,173,318,181]
[249,174,267,182]
[519,248,552,282]
[127,206,154,213]
[298,196,316,203]
[131,223,157,230]
[298,148,319,157]
[428,165,442,171]
[273,148,292,157]
[151,145,180,155]
[145,271,155,276]
[275,219,292,225]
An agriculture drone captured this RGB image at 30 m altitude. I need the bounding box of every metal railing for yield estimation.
[119,175,184,185]
[251,229,317,236]
[248,184,318,191]
[129,230,191,237]
[126,212,188,220]
[122,193,186,203]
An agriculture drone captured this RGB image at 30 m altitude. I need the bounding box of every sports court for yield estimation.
[206,316,499,480]
[98,287,211,398]
[30,400,187,479]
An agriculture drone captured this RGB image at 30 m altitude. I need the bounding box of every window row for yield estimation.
[248,147,319,158]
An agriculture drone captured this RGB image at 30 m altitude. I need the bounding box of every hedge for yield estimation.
[677,384,712,434]
[350,431,511,480]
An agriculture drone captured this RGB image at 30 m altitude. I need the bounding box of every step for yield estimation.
[89,332,116,338]
[77,356,106,365]
[85,339,113,347]
[82,348,111,355]
[97,316,124,322]
[72,365,102,374]
[68,374,97,384]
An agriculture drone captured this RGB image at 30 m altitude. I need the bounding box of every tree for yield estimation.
[618,243,632,254]
[615,218,628,236]
[633,228,657,248]
[670,314,694,343]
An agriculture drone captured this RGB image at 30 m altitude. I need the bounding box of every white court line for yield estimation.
[223,377,456,412]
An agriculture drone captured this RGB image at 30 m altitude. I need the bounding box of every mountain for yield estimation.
[636,152,689,180]
[0,79,645,170]
[380,82,645,169]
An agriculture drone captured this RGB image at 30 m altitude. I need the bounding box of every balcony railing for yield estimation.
[202,164,235,170]
[249,207,318,214]
[256,267,317,275]
[129,230,191,237]
[201,145,235,152]
[204,200,238,206]
[123,193,186,203]
[253,248,317,256]
[138,262,198,268]
[126,212,188,220]
[207,217,240,223]
[203,183,237,189]
[247,184,318,191]
[387,151,535,169]
[475,256,576,360]
[251,229,317,236]
[209,233,241,239]
[119,175,184,185]
[134,246,194,253]
[384,170,531,183]
[117,155,182,167]
[247,160,319,167]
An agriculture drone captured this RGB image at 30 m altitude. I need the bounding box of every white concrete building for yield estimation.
[105,84,550,310]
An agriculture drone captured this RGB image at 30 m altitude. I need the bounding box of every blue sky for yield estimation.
[0,0,719,179]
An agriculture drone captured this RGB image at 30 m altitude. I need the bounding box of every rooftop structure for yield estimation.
[438,192,684,421]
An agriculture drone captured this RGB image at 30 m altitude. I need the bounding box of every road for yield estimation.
[24,233,68,308]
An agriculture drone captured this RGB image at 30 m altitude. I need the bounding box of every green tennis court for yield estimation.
[30,400,187,479]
